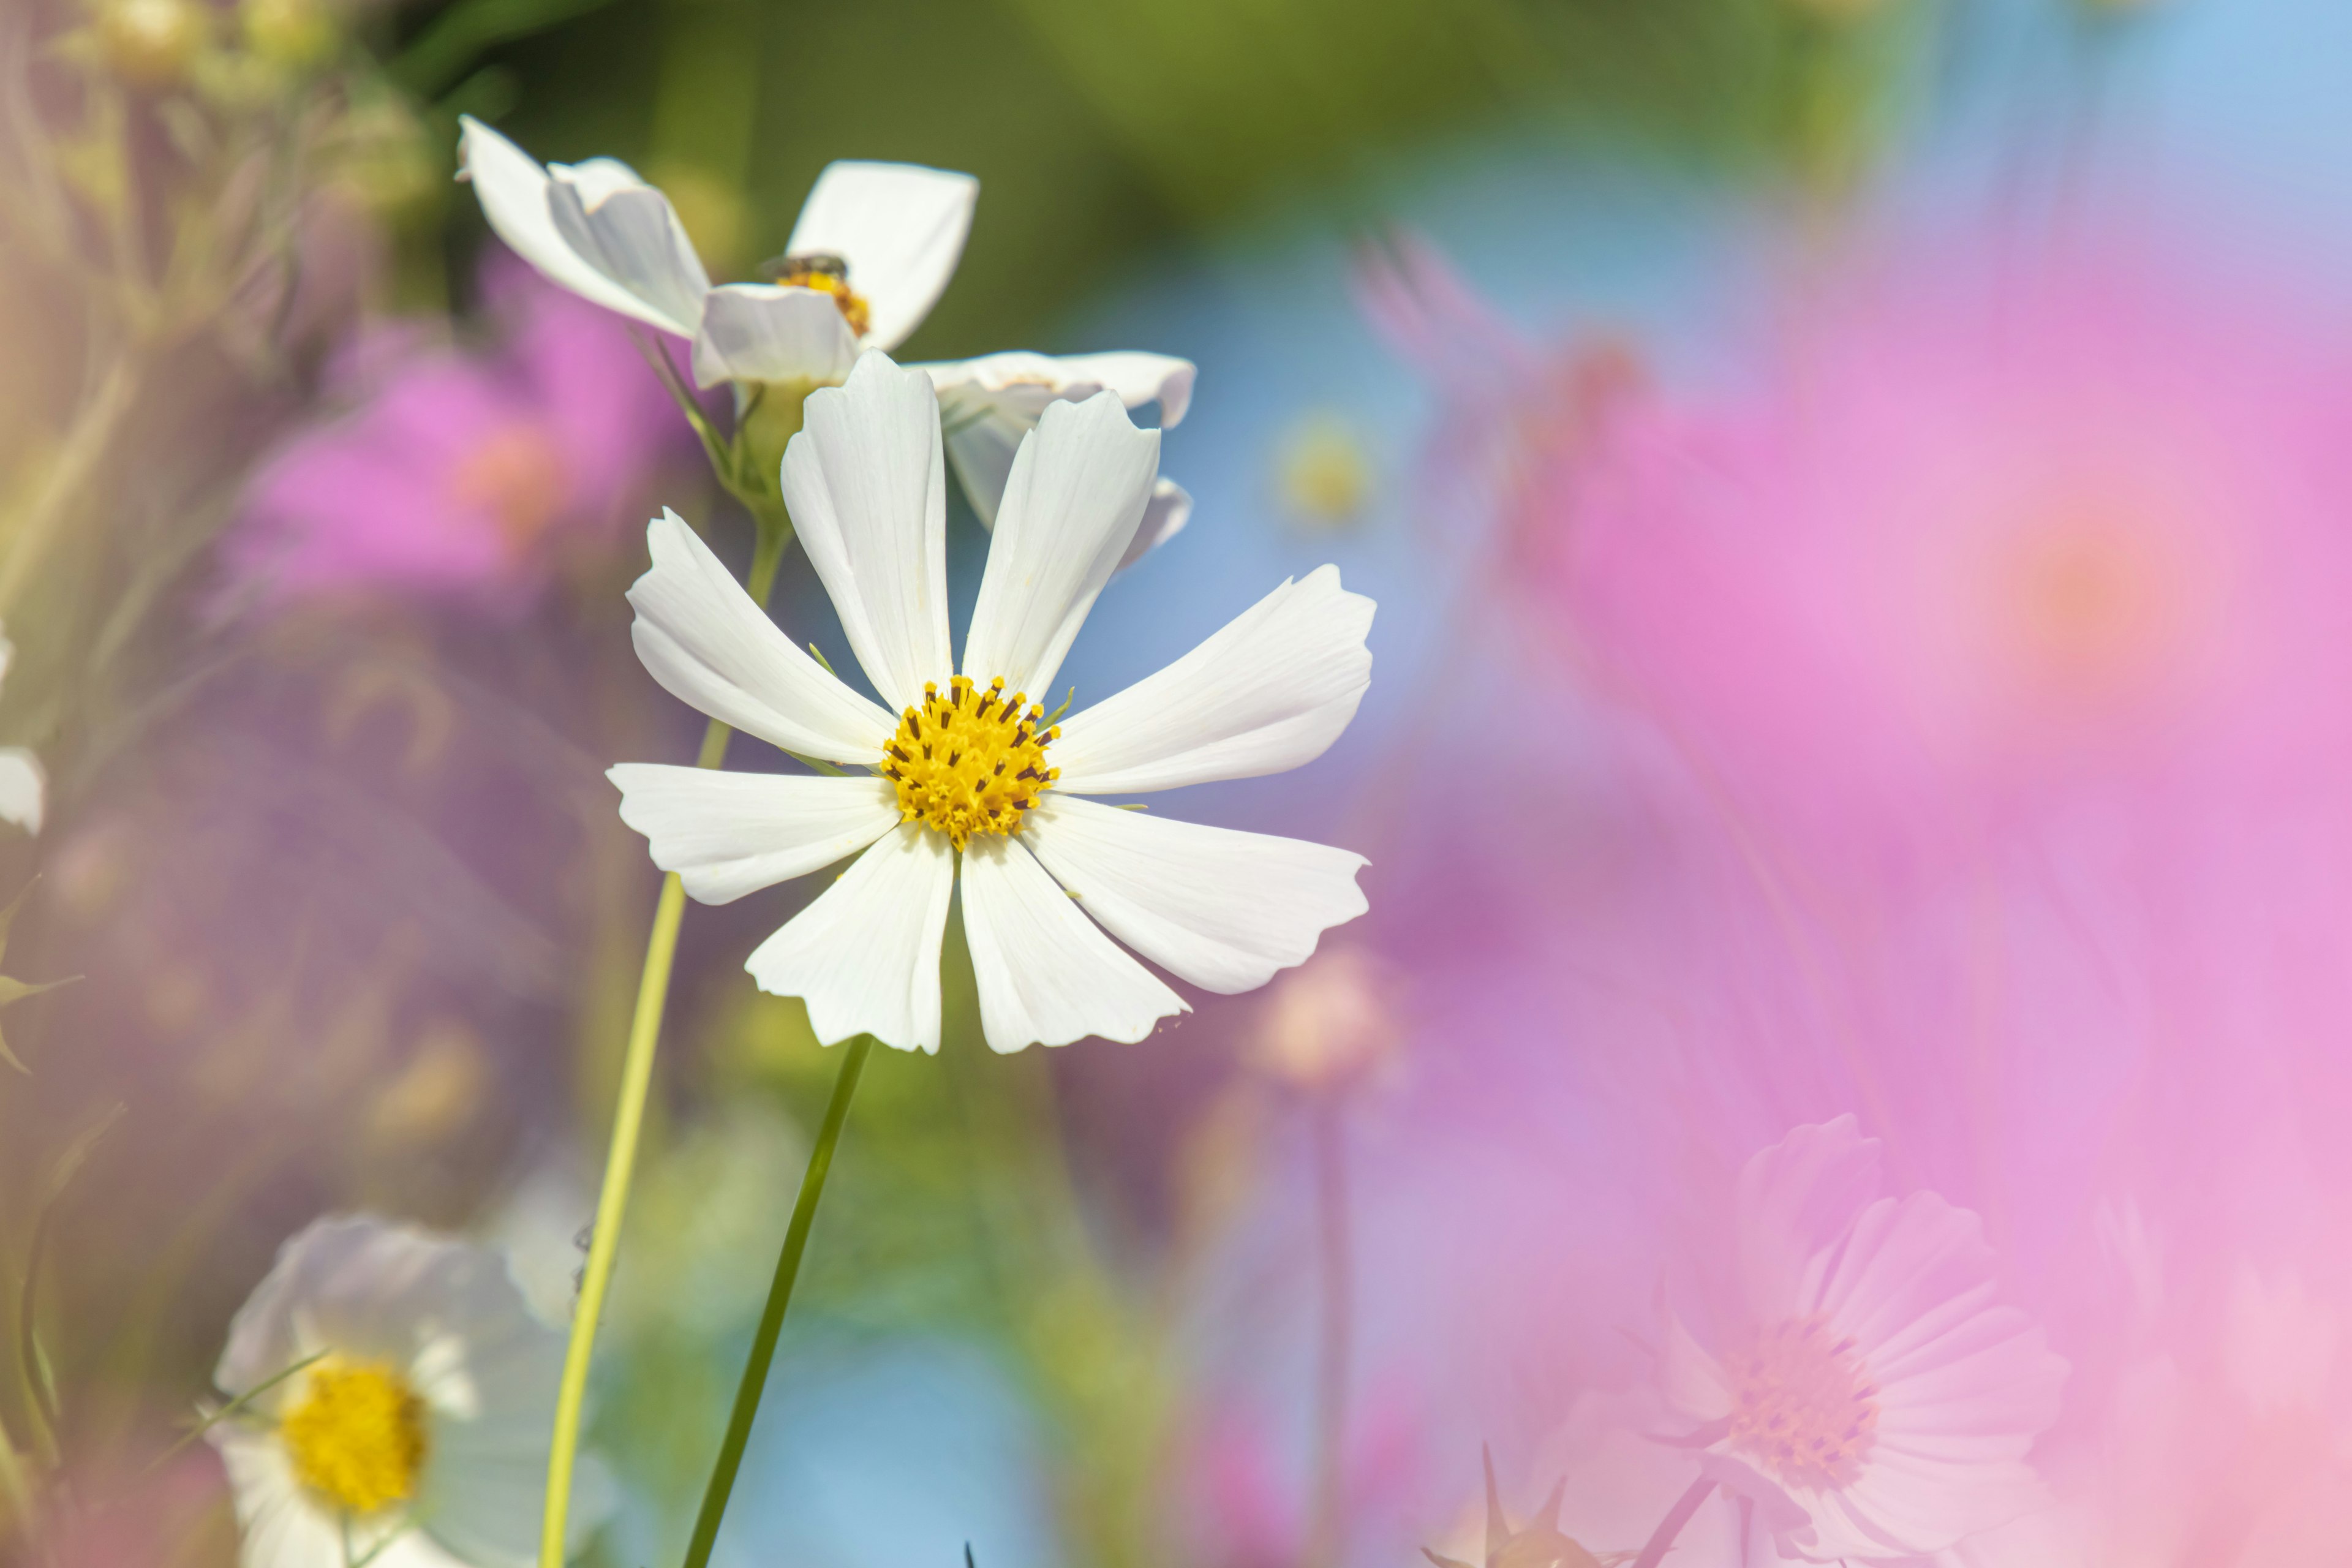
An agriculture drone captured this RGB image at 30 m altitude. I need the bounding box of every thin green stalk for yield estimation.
[680,1033,874,1568]
[538,515,792,1568]
[1302,1099,1352,1568]
[0,1411,35,1544]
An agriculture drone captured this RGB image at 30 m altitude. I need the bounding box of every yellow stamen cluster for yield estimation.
[766,258,872,339]
[882,676,1058,850]
[280,1357,429,1517]
[1726,1314,1880,1489]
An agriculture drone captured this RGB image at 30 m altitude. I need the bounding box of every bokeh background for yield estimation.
[7,0,2352,1564]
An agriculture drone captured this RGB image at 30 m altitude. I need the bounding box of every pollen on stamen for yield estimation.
[881,675,1060,849]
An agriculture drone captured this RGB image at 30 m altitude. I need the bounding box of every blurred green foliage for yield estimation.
[386,0,1893,353]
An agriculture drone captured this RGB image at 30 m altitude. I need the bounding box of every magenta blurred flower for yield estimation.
[1654,1117,2065,1563]
[1555,242,2352,847]
[225,260,683,611]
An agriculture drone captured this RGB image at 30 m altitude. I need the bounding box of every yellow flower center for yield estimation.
[280,1357,429,1517]
[760,253,872,339]
[1725,1314,1880,1489]
[882,676,1058,850]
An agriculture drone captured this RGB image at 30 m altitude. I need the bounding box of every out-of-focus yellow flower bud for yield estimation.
[241,0,339,74]
[1275,410,1374,532]
[94,0,209,89]
[1246,946,1402,1093]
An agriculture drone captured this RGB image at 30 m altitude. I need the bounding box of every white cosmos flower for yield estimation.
[608,349,1372,1054]
[1654,1117,2067,1564]
[456,120,1194,548]
[208,1216,606,1568]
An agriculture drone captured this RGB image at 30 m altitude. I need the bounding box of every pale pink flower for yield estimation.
[1654,1117,2067,1562]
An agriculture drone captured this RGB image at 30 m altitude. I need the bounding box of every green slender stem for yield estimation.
[537,513,793,1568]
[1302,1099,1352,1568]
[0,1411,35,1545]
[680,1033,874,1568]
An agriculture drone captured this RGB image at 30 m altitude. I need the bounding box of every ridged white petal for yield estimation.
[543,162,709,339]
[458,118,691,335]
[627,510,895,763]
[690,284,861,390]
[1120,479,1192,571]
[786,161,978,352]
[1052,565,1373,795]
[927,350,1194,526]
[960,832,1186,1053]
[608,766,899,905]
[1021,796,1365,993]
[744,824,954,1052]
[961,394,1159,698]
[780,353,952,714]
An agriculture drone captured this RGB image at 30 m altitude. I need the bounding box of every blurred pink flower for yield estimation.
[225,259,685,612]
[1654,1117,2065,1563]
[1555,242,2352,850]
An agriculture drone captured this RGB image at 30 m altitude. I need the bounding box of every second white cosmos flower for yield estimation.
[611,350,1372,1054]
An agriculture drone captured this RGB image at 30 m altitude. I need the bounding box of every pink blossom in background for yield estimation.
[1552,241,2352,856]
[225,258,687,612]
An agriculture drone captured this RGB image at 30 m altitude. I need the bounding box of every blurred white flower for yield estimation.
[0,627,45,835]
[609,350,1372,1055]
[458,122,1196,550]
[1654,1117,2067,1563]
[209,1216,606,1568]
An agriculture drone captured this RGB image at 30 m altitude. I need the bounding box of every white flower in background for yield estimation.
[208,1216,605,1568]
[609,350,1371,1054]
[1654,1117,2067,1564]
[0,626,44,835]
[927,351,1196,560]
[457,120,1195,546]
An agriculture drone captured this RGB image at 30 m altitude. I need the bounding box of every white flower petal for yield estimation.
[608,766,899,905]
[961,393,1159,698]
[1051,565,1373,795]
[212,1429,349,1568]
[458,118,693,335]
[0,747,43,835]
[690,283,861,390]
[744,823,954,1052]
[927,351,1195,527]
[1655,1302,1734,1426]
[780,352,952,714]
[1120,479,1192,572]
[1734,1114,1883,1323]
[786,161,979,352]
[1021,796,1365,993]
[627,509,896,764]
[960,832,1187,1053]
[543,161,710,339]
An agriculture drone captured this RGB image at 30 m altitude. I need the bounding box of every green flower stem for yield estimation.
[1302,1098,1353,1568]
[0,1414,34,1545]
[537,512,793,1568]
[681,1033,875,1568]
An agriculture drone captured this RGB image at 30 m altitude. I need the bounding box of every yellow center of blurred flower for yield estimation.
[881,677,1058,850]
[450,424,568,551]
[1726,1314,1879,1488]
[1275,412,1373,530]
[1997,511,2177,707]
[761,255,872,340]
[281,1358,429,1517]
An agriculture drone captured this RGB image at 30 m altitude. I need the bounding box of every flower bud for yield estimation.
[1246,946,1401,1093]
[95,0,209,89]
[241,0,338,74]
